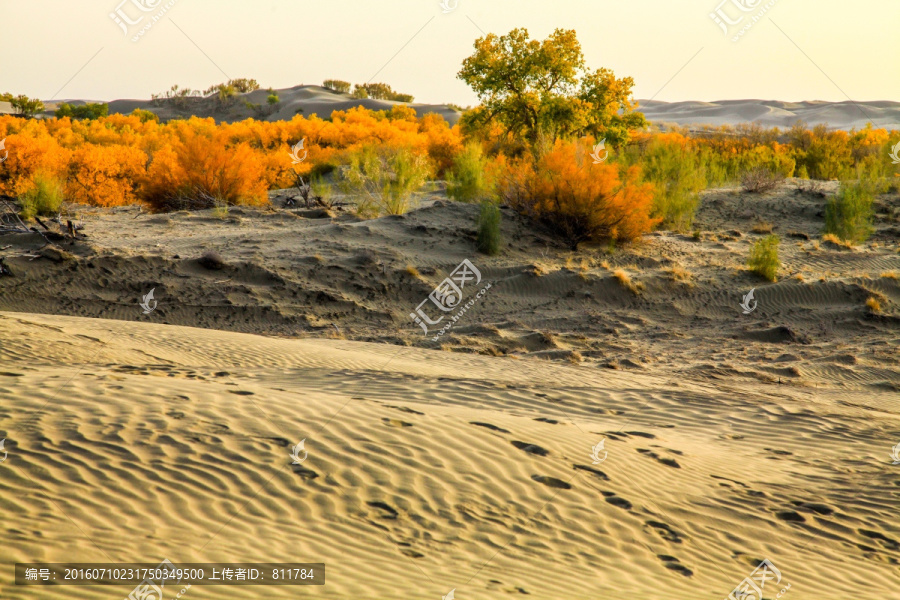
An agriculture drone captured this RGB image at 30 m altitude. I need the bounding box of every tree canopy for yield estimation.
[457,28,646,148]
[1,93,45,118]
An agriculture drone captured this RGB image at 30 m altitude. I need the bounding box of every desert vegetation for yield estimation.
[748,234,781,281]
[0,29,897,254]
[476,200,503,255]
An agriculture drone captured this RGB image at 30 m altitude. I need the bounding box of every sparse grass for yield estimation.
[691,230,702,241]
[567,351,583,364]
[613,269,643,294]
[793,273,805,282]
[866,296,882,314]
[211,202,229,219]
[880,271,898,279]
[665,265,693,284]
[18,172,65,220]
[405,265,422,279]
[822,233,854,249]
[599,260,611,270]
[747,234,780,281]
[751,221,774,234]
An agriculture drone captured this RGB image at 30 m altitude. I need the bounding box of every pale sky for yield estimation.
[1,0,897,105]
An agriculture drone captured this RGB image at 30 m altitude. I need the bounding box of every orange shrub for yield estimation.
[67,144,147,206]
[141,129,268,211]
[0,131,71,197]
[502,140,657,248]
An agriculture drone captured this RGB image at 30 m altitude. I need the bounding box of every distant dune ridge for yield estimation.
[42,86,900,130]
[103,84,462,125]
[638,98,900,131]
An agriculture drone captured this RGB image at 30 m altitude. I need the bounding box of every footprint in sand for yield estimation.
[573,464,610,480]
[367,501,399,519]
[637,448,681,468]
[603,494,632,510]
[775,510,806,523]
[511,441,549,456]
[290,465,319,480]
[858,529,899,550]
[791,501,834,515]
[382,418,413,428]
[657,555,693,577]
[387,405,424,415]
[470,422,510,433]
[531,475,571,489]
[646,521,683,543]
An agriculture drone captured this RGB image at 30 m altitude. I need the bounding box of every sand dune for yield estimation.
[102,84,460,125]
[0,311,898,599]
[1,178,898,598]
[639,99,900,130]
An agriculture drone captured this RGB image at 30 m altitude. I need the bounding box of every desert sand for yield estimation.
[0,180,899,599]
[639,99,900,131]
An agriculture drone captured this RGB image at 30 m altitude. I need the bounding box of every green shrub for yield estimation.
[18,172,65,219]
[447,142,490,202]
[131,108,159,123]
[476,200,502,255]
[204,83,237,104]
[55,102,108,120]
[748,234,780,281]
[825,180,877,244]
[266,93,280,105]
[338,145,431,217]
[630,139,705,232]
